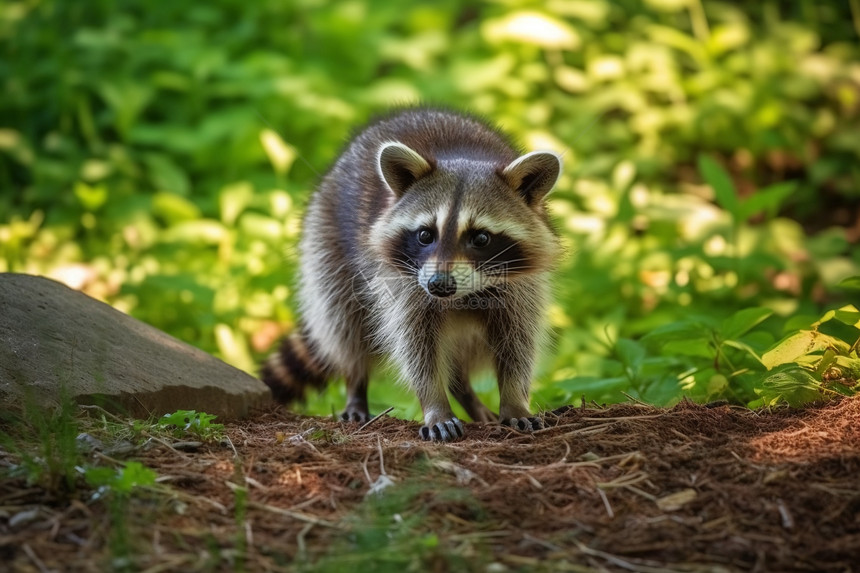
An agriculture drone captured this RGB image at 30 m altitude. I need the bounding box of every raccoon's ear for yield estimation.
[377,142,434,197]
[501,151,562,206]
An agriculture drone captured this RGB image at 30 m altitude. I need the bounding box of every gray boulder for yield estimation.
[0,273,269,420]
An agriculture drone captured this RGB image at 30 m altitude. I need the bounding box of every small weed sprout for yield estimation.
[158,410,225,440]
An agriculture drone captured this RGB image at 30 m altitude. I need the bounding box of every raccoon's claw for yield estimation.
[339,408,371,424]
[420,417,465,442]
[502,416,544,432]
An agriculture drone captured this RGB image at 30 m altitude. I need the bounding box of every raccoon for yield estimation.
[261,107,562,441]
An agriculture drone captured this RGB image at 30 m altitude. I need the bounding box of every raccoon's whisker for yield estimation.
[477,241,521,268]
[484,257,529,266]
[481,258,530,273]
[391,257,419,271]
[493,263,531,270]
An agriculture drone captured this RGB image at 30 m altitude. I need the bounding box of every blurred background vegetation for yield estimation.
[1,0,858,419]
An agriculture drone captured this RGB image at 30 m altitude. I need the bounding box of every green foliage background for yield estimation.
[2,0,859,418]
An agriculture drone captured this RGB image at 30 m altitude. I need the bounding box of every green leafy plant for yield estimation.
[554,300,859,408]
[84,460,157,494]
[754,304,860,406]
[0,390,83,494]
[83,461,158,568]
[158,410,224,440]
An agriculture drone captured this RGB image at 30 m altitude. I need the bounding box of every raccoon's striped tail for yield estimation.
[260,327,332,404]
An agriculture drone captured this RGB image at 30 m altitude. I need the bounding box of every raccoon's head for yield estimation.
[369,141,562,300]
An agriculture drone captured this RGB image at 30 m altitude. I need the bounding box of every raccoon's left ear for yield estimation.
[377,142,434,197]
[501,151,562,206]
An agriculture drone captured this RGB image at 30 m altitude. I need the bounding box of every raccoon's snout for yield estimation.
[427,272,457,298]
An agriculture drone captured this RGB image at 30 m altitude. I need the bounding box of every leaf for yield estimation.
[556,376,628,395]
[831,305,860,329]
[719,307,772,341]
[113,462,157,493]
[615,338,646,370]
[160,220,228,244]
[260,128,297,175]
[737,181,796,221]
[219,181,254,227]
[837,276,860,290]
[706,374,729,396]
[85,461,156,494]
[161,410,198,429]
[482,11,580,50]
[144,153,191,196]
[761,330,844,369]
[152,192,201,224]
[811,305,860,332]
[642,320,713,345]
[73,181,108,211]
[698,154,738,218]
[84,466,116,488]
[662,339,714,359]
[722,339,764,363]
[756,368,822,407]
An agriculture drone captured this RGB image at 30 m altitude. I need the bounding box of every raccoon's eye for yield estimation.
[417,228,435,246]
[470,231,491,249]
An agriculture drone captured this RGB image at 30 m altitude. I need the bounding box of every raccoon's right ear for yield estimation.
[501,151,562,207]
[377,142,434,197]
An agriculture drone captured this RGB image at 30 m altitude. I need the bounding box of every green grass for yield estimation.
[306,473,493,572]
[0,399,233,567]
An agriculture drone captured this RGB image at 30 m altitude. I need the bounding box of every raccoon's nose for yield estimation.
[427,272,457,298]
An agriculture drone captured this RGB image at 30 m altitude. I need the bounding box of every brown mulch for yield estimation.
[2,398,859,572]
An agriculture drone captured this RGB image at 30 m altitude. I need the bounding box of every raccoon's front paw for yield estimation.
[419,417,465,442]
[339,406,371,424]
[501,416,544,432]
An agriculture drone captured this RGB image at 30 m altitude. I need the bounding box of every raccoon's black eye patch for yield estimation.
[470,231,491,249]
[417,228,435,246]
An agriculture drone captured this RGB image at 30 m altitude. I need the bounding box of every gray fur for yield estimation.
[265,107,562,440]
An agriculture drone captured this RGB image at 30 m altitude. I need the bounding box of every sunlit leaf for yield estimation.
[814,305,860,329]
[160,220,228,244]
[73,181,108,211]
[828,305,860,329]
[708,23,750,55]
[219,182,254,227]
[152,192,201,224]
[259,129,297,176]
[762,331,833,369]
[482,11,580,50]
[644,0,690,11]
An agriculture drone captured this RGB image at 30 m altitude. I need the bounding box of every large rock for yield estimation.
[0,273,269,420]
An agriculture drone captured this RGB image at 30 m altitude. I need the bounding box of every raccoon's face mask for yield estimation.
[371,141,562,300]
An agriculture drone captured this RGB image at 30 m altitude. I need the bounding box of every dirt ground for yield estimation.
[2,397,859,572]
